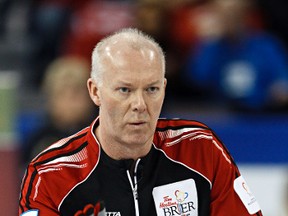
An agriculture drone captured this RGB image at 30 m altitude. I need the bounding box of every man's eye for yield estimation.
[119,87,130,93]
[147,87,159,93]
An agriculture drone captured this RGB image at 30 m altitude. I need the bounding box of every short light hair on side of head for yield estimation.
[91,28,166,85]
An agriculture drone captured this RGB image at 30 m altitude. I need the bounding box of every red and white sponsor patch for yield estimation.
[234,175,261,214]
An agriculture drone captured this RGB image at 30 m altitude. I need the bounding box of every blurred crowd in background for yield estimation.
[1,0,288,215]
[0,0,288,164]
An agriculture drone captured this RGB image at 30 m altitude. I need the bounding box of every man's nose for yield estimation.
[131,91,147,112]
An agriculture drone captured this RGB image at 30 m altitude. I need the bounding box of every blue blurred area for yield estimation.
[163,104,288,164]
[206,114,288,164]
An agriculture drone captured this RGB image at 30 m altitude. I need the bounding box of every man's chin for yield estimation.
[125,135,152,147]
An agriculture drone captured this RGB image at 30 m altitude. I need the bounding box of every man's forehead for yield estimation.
[101,57,164,85]
[102,43,160,67]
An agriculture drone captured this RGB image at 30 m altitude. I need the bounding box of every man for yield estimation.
[19,28,262,216]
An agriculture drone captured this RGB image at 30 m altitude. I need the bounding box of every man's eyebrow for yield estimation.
[115,80,162,86]
[116,81,133,86]
[147,80,162,86]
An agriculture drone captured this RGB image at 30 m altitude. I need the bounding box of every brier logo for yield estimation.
[175,190,188,202]
[153,179,198,216]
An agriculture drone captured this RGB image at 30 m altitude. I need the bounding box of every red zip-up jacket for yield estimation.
[19,117,262,216]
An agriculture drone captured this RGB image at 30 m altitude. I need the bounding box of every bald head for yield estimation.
[91,28,165,85]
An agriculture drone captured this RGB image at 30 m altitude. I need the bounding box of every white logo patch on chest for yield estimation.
[152,179,198,216]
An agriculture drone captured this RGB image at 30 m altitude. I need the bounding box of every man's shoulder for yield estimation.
[156,118,210,131]
[20,126,101,212]
[154,118,213,148]
[29,126,97,167]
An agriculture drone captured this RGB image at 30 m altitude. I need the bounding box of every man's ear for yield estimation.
[164,78,167,89]
[87,78,101,106]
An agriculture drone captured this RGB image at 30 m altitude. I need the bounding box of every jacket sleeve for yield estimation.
[19,164,60,216]
[209,132,263,216]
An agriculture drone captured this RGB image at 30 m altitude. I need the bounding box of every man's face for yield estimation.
[89,43,166,150]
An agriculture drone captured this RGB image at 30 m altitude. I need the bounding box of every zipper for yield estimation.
[127,158,141,216]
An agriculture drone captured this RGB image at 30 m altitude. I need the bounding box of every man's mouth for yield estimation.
[131,122,144,125]
[129,121,146,126]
